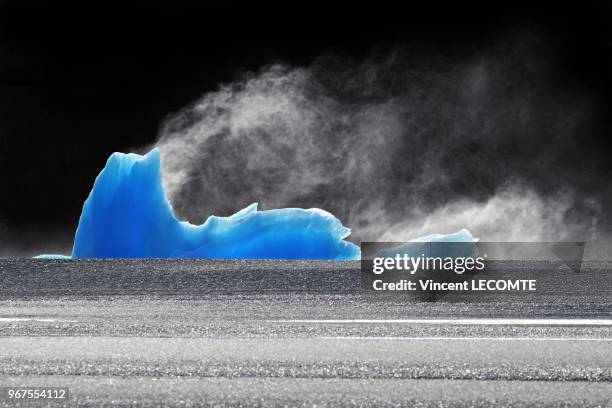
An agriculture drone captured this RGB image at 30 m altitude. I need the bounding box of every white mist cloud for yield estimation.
[380,186,601,242]
[152,39,607,252]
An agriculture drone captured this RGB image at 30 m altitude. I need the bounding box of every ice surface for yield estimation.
[378,229,478,258]
[35,149,476,260]
[33,254,72,260]
[67,149,359,259]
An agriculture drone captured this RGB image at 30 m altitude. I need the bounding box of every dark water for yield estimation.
[0,259,610,301]
[0,259,360,296]
[0,259,610,337]
[0,259,610,406]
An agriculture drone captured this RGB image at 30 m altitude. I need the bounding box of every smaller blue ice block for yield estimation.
[33,254,71,260]
[70,149,360,259]
[378,229,478,259]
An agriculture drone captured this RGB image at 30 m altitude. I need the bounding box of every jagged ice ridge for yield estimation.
[36,149,475,260]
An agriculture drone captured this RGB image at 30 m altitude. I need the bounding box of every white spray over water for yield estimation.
[153,39,606,250]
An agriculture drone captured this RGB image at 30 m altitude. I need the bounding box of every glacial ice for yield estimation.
[35,148,476,260]
[62,149,360,259]
[377,229,479,259]
[33,254,72,259]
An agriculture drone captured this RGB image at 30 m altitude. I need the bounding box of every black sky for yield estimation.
[1,0,611,255]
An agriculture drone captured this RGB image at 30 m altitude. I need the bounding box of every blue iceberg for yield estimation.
[377,229,479,259]
[55,149,360,260]
[36,148,477,260]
